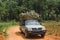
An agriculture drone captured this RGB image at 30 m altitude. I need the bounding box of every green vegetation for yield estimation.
[43,21,60,37]
[0,20,19,37]
[0,0,60,38]
[0,0,60,21]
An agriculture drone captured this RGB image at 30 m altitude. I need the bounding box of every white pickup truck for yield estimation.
[20,20,46,38]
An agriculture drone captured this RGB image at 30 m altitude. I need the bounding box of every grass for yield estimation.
[0,20,19,37]
[42,21,60,37]
[0,20,60,37]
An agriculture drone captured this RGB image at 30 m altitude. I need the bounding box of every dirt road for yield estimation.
[7,26,56,40]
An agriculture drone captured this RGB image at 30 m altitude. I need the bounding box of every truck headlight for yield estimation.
[42,27,46,30]
[28,28,32,31]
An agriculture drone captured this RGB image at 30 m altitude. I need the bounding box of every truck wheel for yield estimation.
[25,33,29,38]
[20,28,23,33]
[20,30,23,33]
[41,34,45,38]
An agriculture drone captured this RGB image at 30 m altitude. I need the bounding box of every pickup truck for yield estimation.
[20,20,46,38]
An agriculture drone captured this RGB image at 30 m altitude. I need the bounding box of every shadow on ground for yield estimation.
[15,32,44,39]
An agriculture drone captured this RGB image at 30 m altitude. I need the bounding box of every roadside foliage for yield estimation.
[0,0,60,40]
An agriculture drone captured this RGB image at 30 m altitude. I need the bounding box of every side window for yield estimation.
[22,20,25,26]
[23,23,25,25]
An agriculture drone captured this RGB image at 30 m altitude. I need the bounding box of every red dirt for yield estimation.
[0,35,5,40]
[6,25,58,40]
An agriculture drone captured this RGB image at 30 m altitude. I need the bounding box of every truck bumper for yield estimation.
[26,30,46,35]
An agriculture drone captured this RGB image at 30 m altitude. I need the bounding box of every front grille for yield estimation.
[38,28,42,30]
[32,28,42,31]
[32,28,37,30]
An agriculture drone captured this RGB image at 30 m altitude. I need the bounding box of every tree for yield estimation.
[0,1,7,21]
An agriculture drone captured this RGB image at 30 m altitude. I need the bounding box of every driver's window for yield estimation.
[40,22,42,25]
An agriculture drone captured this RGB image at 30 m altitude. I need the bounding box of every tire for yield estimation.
[20,28,23,33]
[41,33,45,38]
[24,33,29,38]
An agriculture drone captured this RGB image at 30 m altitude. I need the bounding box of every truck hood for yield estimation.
[25,25,45,29]
[25,25,46,31]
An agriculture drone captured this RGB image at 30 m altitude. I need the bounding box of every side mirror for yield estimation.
[40,23,42,25]
[23,23,25,25]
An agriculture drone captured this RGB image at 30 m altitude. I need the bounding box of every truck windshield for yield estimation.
[25,20,40,25]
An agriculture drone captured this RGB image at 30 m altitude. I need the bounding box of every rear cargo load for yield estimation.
[19,10,40,25]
